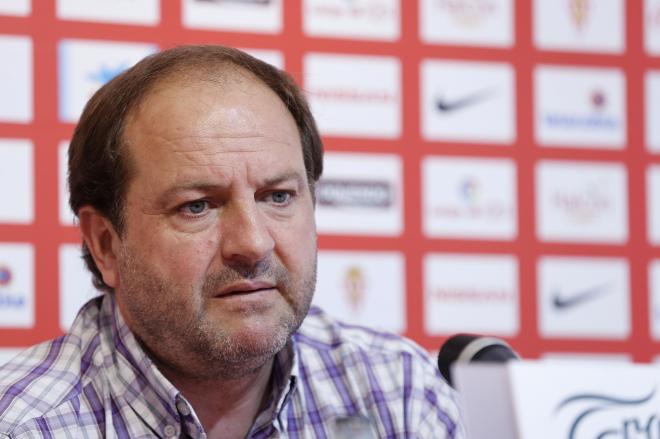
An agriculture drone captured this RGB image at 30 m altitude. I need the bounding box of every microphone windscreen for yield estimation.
[437,334,519,386]
[437,334,478,384]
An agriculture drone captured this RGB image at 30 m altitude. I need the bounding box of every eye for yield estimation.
[264,190,296,207]
[180,200,209,215]
[270,191,291,204]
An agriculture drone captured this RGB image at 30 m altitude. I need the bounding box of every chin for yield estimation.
[229,313,294,348]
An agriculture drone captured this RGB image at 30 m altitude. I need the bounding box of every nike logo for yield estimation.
[435,89,494,113]
[551,282,612,310]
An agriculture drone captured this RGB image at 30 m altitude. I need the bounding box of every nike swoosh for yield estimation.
[552,282,612,310]
[435,89,494,113]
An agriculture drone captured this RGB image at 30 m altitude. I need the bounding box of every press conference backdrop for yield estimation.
[0,0,659,363]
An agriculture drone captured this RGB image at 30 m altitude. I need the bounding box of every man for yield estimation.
[0,46,463,438]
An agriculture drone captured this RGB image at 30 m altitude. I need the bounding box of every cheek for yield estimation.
[273,213,317,267]
[131,221,219,284]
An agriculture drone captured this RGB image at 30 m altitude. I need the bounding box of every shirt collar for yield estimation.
[273,337,299,417]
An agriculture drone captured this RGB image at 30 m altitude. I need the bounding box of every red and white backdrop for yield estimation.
[0,0,659,364]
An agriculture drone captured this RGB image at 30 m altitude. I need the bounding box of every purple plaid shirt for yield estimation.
[0,295,464,438]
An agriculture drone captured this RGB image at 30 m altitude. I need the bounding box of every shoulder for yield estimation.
[0,298,104,435]
[296,306,433,364]
[294,307,464,437]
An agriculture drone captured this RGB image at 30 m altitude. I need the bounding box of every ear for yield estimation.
[78,206,122,289]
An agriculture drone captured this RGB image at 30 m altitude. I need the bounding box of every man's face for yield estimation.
[113,71,317,379]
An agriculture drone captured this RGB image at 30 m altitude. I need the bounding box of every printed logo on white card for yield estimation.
[58,39,157,123]
[314,251,405,333]
[424,253,519,335]
[305,53,400,139]
[536,161,628,244]
[0,139,33,224]
[316,152,402,236]
[645,0,660,55]
[650,261,660,339]
[422,156,517,240]
[648,166,660,245]
[0,0,30,16]
[0,35,32,123]
[303,0,400,41]
[421,59,515,144]
[646,71,660,153]
[0,243,34,328]
[533,0,624,53]
[58,141,76,226]
[538,256,630,339]
[59,244,100,331]
[57,0,160,25]
[419,0,513,48]
[182,0,282,34]
[535,66,626,149]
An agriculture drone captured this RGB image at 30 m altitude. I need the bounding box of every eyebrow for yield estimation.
[262,171,306,189]
[158,171,307,201]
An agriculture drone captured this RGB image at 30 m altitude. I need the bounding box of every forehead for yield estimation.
[121,69,303,182]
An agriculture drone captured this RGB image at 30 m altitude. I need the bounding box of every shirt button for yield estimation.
[163,425,177,438]
[177,400,190,416]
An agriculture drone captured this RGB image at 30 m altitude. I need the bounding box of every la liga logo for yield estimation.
[0,266,11,287]
[555,389,658,438]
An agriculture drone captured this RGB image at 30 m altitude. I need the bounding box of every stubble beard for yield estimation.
[115,244,316,381]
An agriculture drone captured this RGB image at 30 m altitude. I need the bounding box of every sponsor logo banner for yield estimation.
[649,166,660,245]
[424,253,519,335]
[535,65,626,149]
[538,256,630,339]
[0,139,33,224]
[56,0,160,25]
[422,156,517,240]
[645,71,660,153]
[242,48,284,69]
[536,160,628,243]
[303,0,399,41]
[0,243,34,328]
[305,53,401,139]
[534,0,624,53]
[419,0,513,47]
[58,39,157,123]
[646,0,660,55]
[0,0,30,16]
[649,260,660,339]
[314,251,405,332]
[421,59,515,143]
[316,152,402,236]
[58,141,76,226]
[59,244,100,331]
[182,0,282,33]
[0,35,32,123]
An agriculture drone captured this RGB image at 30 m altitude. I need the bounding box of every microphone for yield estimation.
[437,334,519,386]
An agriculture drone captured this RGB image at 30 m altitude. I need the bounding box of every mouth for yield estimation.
[215,280,277,298]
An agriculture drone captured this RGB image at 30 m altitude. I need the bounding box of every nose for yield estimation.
[219,199,275,268]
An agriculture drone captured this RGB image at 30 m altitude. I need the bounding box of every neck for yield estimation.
[163,358,274,439]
